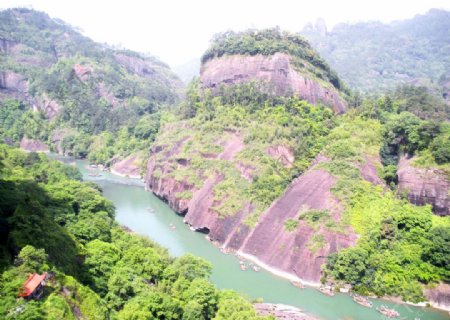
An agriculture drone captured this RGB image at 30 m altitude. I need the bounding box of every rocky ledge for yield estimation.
[111,154,143,179]
[19,137,49,153]
[145,131,356,283]
[200,53,347,114]
[397,155,449,216]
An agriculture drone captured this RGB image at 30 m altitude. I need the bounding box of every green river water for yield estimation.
[69,158,449,320]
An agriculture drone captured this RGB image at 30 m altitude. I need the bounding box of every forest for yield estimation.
[0,7,449,319]
[0,145,270,319]
[175,80,450,302]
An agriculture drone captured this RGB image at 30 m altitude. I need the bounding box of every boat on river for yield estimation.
[352,294,372,308]
[376,305,400,318]
[88,172,101,177]
[318,285,335,296]
[290,280,305,289]
[252,265,260,272]
[74,157,449,320]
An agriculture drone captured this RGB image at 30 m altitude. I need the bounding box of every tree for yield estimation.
[84,240,120,295]
[164,254,212,282]
[117,291,182,320]
[326,248,369,284]
[422,227,450,273]
[182,279,218,319]
[430,129,450,164]
[15,245,48,273]
[213,290,264,320]
[183,301,204,320]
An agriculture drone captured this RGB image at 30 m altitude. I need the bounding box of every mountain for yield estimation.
[145,28,450,304]
[200,28,348,113]
[0,146,272,319]
[0,8,183,162]
[301,9,450,96]
[1,8,449,312]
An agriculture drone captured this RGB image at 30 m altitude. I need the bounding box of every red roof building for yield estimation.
[19,272,47,300]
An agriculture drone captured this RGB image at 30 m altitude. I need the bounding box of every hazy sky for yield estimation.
[2,0,450,66]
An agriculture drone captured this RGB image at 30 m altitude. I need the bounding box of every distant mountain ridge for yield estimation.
[301,9,450,96]
[0,7,183,161]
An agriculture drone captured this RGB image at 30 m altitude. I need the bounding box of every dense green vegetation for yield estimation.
[302,9,450,96]
[0,146,270,319]
[356,91,450,180]
[201,28,346,91]
[317,101,450,302]
[1,7,449,311]
[158,81,336,225]
[0,8,182,164]
[155,67,450,301]
[324,179,450,302]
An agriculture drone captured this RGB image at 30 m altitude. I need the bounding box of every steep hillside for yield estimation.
[200,29,348,113]
[301,9,450,96]
[146,29,450,303]
[0,8,183,163]
[147,87,450,301]
[0,145,271,319]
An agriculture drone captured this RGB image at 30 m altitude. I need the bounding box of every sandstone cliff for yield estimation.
[425,283,450,312]
[397,155,450,216]
[145,130,356,283]
[19,137,49,152]
[200,53,347,114]
[111,154,143,179]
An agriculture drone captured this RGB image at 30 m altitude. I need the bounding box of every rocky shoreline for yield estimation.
[254,303,320,320]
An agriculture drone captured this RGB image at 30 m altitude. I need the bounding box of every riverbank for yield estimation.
[236,251,320,288]
[70,157,450,319]
[255,303,320,320]
[110,166,142,180]
[106,166,450,316]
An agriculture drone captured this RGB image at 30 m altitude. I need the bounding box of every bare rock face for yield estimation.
[146,134,356,282]
[397,156,450,216]
[114,53,156,78]
[200,53,347,113]
[0,38,17,55]
[73,64,92,82]
[0,71,28,93]
[114,53,183,90]
[51,128,76,155]
[33,93,61,119]
[111,154,142,179]
[96,82,119,108]
[19,137,49,152]
[239,159,356,283]
[360,156,384,186]
[425,283,450,312]
[267,145,295,168]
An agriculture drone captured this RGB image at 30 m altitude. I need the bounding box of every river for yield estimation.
[70,158,449,320]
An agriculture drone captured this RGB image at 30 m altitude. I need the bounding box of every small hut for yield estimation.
[19,272,47,300]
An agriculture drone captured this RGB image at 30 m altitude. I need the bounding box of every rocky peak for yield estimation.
[199,29,347,113]
[200,53,347,113]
